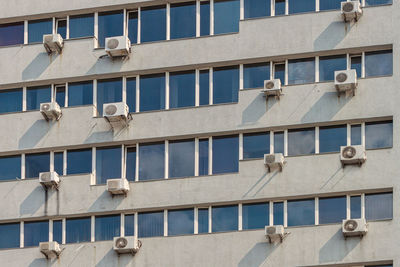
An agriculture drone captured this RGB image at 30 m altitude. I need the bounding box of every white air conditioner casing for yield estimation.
[39,171,60,188]
[113,236,141,254]
[43,34,64,54]
[107,178,130,195]
[264,153,285,171]
[265,225,286,243]
[342,218,367,237]
[341,1,362,22]
[40,241,62,258]
[40,102,62,121]
[103,102,129,124]
[105,36,131,57]
[262,79,282,98]
[340,145,366,166]
[335,69,358,95]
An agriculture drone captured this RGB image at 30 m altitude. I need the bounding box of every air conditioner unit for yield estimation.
[262,79,282,98]
[335,69,358,95]
[43,34,64,54]
[264,153,285,172]
[40,102,62,121]
[39,171,60,189]
[40,241,62,259]
[105,36,131,58]
[341,1,362,22]
[103,102,130,126]
[342,218,367,238]
[113,236,141,255]
[265,225,287,243]
[107,178,130,195]
[340,145,366,167]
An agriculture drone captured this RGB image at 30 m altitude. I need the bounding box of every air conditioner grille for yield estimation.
[42,104,50,111]
[265,155,276,164]
[105,105,118,116]
[41,173,51,182]
[115,237,128,248]
[267,227,276,235]
[343,2,355,12]
[107,39,119,49]
[344,219,358,231]
[336,72,348,83]
[265,81,275,89]
[342,146,356,159]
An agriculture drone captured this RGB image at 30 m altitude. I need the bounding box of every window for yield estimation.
[287,199,315,226]
[96,146,121,184]
[68,81,93,107]
[288,58,315,85]
[139,74,165,112]
[67,149,92,175]
[139,142,165,180]
[0,88,22,114]
[199,70,210,106]
[288,128,315,156]
[273,63,285,84]
[319,0,342,10]
[54,152,64,176]
[169,71,196,108]
[365,0,392,6]
[350,55,362,78]
[275,0,286,15]
[212,135,239,174]
[25,152,50,178]
[199,139,209,176]
[351,124,361,145]
[141,6,166,43]
[138,211,164,238]
[126,147,136,182]
[0,223,20,249]
[0,22,24,46]
[319,196,346,224]
[319,55,347,82]
[0,155,21,181]
[214,0,240,34]
[289,0,315,14]
[127,77,136,113]
[243,132,270,159]
[98,11,124,47]
[66,217,91,243]
[127,11,138,44]
[26,86,51,111]
[273,202,284,225]
[350,195,361,219]
[244,63,270,89]
[244,0,271,18]
[28,19,52,44]
[198,208,209,233]
[69,14,94,38]
[243,202,269,230]
[212,205,238,232]
[273,132,284,154]
[365,121,392,149]
[55,85,66,107]
[56,19,67,39]
[169,139,195,178]
[170,2,196,39]
[53,220,62,244]
[200,1,210,36]
[125,214,135,236]
[365,192,392,221]
[97,78,122,116]
[319,125,347,153]
[95,215,120,241]
[168,209,194,236]
[365,50,393,77]
[24,221,49,247]
[213,66,239,104]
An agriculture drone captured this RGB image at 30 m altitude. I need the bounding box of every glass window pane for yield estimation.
[365,50,393,77]
[169,71,196,108]
[350,195,361,219]
[319,55,347,82]
[24,221,49,247]
[141,6,166,43]
[288,128,315,156]
[243,132,270,159]
[168,209,194,236]
[66,217,91,243]
[53,220,62,244]
[69,14,94,38]
[320,0,342,10]
[274,63,285,84]
[244,63,270,89]
[214,0,240,34]
[138,211,164,238]
[97,78,122,116]
[56,86,65,107]
[139,142,165,181]
[243,202,269,230]
[289,0,315,13]
[200,70,210,106]
[287,199,315,226]
[275,0,286,15]
[125,214,135,236]
[54,152,64,176]
[28,19,52,44]
[365,192,392,220]
[25,152,50,179]
[288,58,315,85]
[140,74,165,112]
[351,124,361,145]
[68,81,93,107]
[96,146,122,184]
[273,202,284,225]
[27,86,51,111]
[128,12,138,44]
[212,135,239,174]
[319,196,346,224]
[0,155,21,181]
[95,215,120,241]
[199,139,209,176]
[169,139,195,178]
[0,223,20,249]
[127,78,136,113]
[98,11,124,47]
[365,0,391,6]
[126,147,136,182]
[0,89,22,114]
[274,132,284,154]
[245,0,271,18]
[212,205,238,232]
[365,121,392,149]
[200,1,210,36]
[319,125,347,153]
[213,66,239,104]
[171,2,196,39]
[56,19,67,39]
[67,149,92,175]
[351,56,362,78]
[0,22,24,46]
[198,208,209,234]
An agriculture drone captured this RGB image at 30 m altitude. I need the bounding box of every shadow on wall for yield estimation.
[86,54,126,76]
[240,93,267,126]
[243,171,279,198]
[238,241,278,267]
[96,248,133,267]
[313,21,346,51]
[20,185,45,216]
[18,119,54,150]
[28,258,48,267]
[88,190,125,213]
[319,228,360,263]
[22,52,57,81]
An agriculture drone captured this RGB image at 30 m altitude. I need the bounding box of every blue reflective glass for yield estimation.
[0,223,20,249]
[95,215,120,241]
[0,22,24,46]
[57,20,67,39]
[320,0,342,10]
[365,0,391,6]
[273,202,284,225]
[365,121,392,149]
[54,152,63,176]
[351,56,362,78]
[168,209,194,236]
[288,58,315,85]
[0,155,21,181]
[198,208,209,234]
[244,63,270,89]
[66,217,91,243]
[128,12,138,44]
[213,66,239,104]
[126,147,136,182]
[274,63,285,84]
[96,146,122,184]
[275,0,286,15]
[171,2,196,39]
[0,89,22,114]
[169,139,195,178]
[69,14,94,38]
[98,11,123,47]
[244,0,271,18]
[27,86,51,111]
[28,19,52,44]
[125,214,135,236]
[319,196,346,224]
[25,152,50,178]
[243,132,270,159]
[243,202,269,230]
[24,221,49,247]
[365,192,392,220]
[200,70,210,105]
[141,6,166,43]
[274,132,284,154]
[56,86,65,107]
[97,78,122,116]
[138,211,164,238]
[53,220,62,244]
[200,2,210,36]
[140,74,165,112]
[199,139,209,176]
[67,149,92,175]
[319,55,347,82]
[68,81,93,107]
[214,0,240,34]
[319,125,347,153]
[212,135,239,174]
[287,199,315,226]
[212,205,238,232]
[139,142,165,181]
[170,71,196,108]
[365,50,393,77]
[289,0,315,13]
[350,195,361,219]
[127,77,136,113]
[288,128,315,156]
[351,124,361,145]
